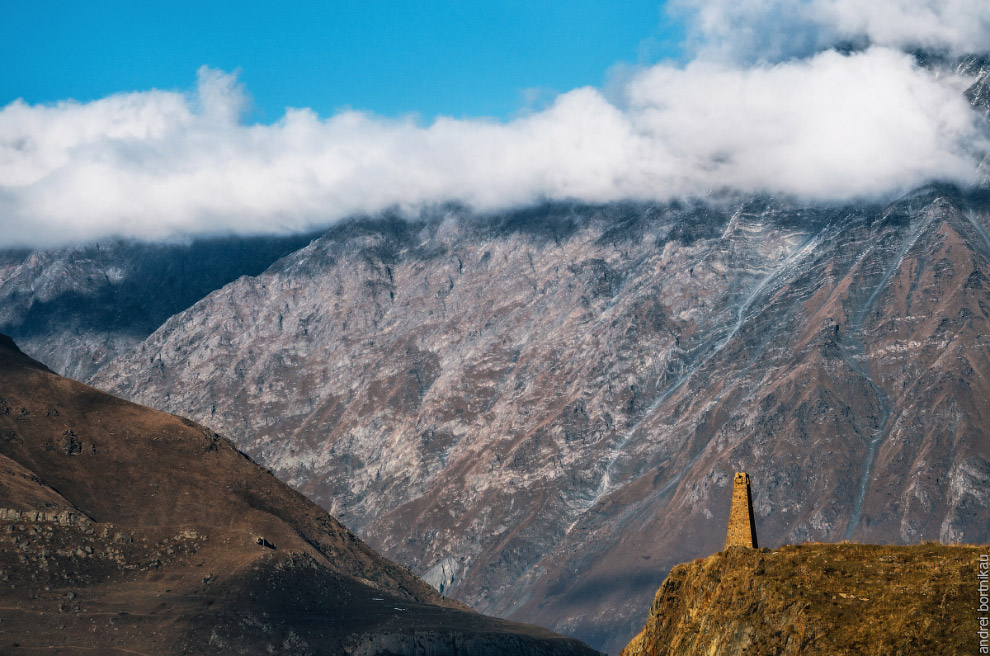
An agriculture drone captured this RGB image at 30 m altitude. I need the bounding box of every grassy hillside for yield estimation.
[621,543,985,656]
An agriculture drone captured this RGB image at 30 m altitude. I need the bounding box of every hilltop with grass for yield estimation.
[621,542,984,656]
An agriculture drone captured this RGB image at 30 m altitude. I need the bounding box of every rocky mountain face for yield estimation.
[0,233,317,381]
[85,183,990,652]
[620,543,983,656]
[0,334,598,655]
[3,51,986,656]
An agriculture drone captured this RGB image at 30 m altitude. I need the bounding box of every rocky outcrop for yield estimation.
[0,507,89,524]
[620,543,984,656]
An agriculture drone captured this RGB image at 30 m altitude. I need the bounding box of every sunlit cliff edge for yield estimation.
[620,542,985,656]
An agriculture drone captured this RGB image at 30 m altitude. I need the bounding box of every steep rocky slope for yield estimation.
[3,51,981,655]
[90,184,990,652]
[0,233,317,380]
[0,334,597,655]
[620,543,984,656]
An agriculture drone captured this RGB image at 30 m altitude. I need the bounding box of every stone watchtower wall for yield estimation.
[724,472,758,549]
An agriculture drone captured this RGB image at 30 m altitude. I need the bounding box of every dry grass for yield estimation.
[621,542,986,656]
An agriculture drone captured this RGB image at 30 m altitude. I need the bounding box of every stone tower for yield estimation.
[725,472,758,549]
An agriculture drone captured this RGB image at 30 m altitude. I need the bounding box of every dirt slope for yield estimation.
[0,334,598,655]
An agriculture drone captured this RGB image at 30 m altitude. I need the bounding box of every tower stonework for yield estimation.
[725,472,758,549]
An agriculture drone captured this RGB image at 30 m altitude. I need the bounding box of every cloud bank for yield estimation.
[674,0,990,63]
[1,3,988,247]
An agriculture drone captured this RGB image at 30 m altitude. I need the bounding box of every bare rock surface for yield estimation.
[0,233,317,380]
[90,186,990,652]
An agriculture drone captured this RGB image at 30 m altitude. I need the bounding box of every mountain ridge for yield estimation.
[83,185,990,652]
[0,233,319,381]
[0,333,598,655]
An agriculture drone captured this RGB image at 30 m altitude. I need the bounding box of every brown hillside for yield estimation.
[0,334,598,655]
[620,543,986,656]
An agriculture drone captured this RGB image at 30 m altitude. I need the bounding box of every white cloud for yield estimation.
[672,0,990,63]
[1,44,987,247]
[623,48,985,198]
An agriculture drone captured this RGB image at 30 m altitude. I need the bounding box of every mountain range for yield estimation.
[1,53,988,656]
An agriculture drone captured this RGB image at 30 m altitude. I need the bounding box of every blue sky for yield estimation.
[2,0,684,122]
